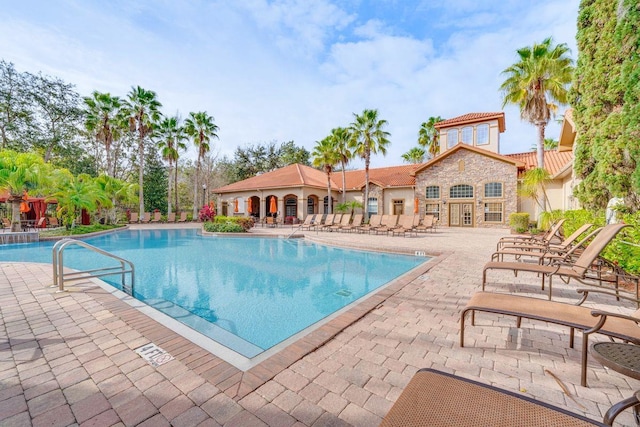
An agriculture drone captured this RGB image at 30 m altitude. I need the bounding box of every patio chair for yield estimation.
[314,213,335,231]
[390,215,417,237]
[47,217,59,228]
[167,212,176,223]
[482,223,629,300]
[151,211,162,223]
[299,214,316,231]
[266,217,277,228]
[357,214,381,233]
[497,219,566,250]
[1,217,9,232]
[129,212,139,223]
[414,214,435,233]
[177,212,187,222]
[140,212,151,223]
[381,368,605,426]
[328,213,351,232]
[339,213,363,233]
[461,288,640,387]
[36,217,47,228]
[491,223,594,262]
[372,214,399,235]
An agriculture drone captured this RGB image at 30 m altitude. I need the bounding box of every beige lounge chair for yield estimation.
[299,214,316,231]
[167,212,176,222]
[483,224,629,300]
[129,212,139,223]
[357,214,381,233]
[414,214,435,233]
[140,212,151,223]
[491,223,593,262]
[339,213,363,233]
[177,212,187,222]
[266,217,277,227]
[48,217,59,228]
[328,213,351,232]
[1,217,8,232]
[390,215,417,237]
[151,211,162,222]
[381,368,606,426]
[497,219,566,250]
[314,213,335,231]
[372,214,398,235]
[461,288,640,387]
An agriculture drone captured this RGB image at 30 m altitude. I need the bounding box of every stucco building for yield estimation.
[213,112,577,228]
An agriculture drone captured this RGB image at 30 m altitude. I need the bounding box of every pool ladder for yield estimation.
[52,238,135,295]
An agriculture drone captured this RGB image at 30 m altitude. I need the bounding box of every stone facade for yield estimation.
[415,148,517,228]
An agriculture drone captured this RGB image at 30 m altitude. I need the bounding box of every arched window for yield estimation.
[447,129,458,148]
[307,196,317,214]
[284,196,297,218]
[477,124,489,145]
[450,184,474,199]
[461,126,473,144]
[323,196,335,213]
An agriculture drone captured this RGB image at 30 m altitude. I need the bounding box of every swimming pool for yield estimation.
[0,229,427,362]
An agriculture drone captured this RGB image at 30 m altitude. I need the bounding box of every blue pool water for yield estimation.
[0,229,427,358]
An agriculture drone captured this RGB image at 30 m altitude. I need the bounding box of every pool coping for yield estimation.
[55,243,451,402]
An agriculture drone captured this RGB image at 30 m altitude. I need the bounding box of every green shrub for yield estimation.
[562,209,603,236]
[509,213,529,231]
[601,211,640,275]
[203,221,245,233]
[213,215,254,231]
[538,209,564,231]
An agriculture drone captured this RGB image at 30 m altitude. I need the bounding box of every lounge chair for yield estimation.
[129,212,139,223]
[1,217,9,231]
[497,219,566,250]
[299,214,316,231]
[414,214,435,233]
[372,214,398,235]
[483,223,629,300]
[491,223,593,262]
[266,217,277,228]
[36,217,47,228]
[381,368,606,426]
[177,212,187,222]
[151,211,162,222]
[167,212,176,223]
[47,217,59,228]
[390,215,417,237]
[315,213,335,231]
[328,213,351,232]
[140,212,151,223]
[461,288,640,387]
[339,213,363,233]
[357,214,381,234]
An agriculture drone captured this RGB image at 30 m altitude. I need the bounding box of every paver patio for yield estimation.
[1,224,639,426]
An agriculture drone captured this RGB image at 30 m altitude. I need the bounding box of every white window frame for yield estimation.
[447,129,458,148]
[477,124,489,145]
[461,126,473,145]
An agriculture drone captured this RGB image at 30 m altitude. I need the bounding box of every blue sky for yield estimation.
[1,0,579,167]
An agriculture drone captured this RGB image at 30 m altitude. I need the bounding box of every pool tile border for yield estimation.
[83,250,450,401]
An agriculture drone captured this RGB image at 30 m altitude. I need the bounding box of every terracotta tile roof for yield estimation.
[504,150,574,177]
[343,164,422,190]
[434,112,506,132]
[214,163,337,193]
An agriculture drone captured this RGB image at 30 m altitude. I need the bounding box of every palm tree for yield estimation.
[518,167,552,217]
[330,127,352,203]
[156,116,186,215]
[349,109,391,218]
[0,150,47,231]
[530,138,559,152]
[83,91,124,177]
[49,171,110,229]
[418,116,443,159]
[184,111,218,218]
[500,37,573,170]
[312,137,341,214]
[125,86,162,221]
[401,147,426,164]
[94,174,138,225]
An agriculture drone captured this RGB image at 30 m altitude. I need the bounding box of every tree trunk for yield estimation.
[536,123,546,171]
[326,172,332,214]
[193,156,200,219]
[174,162,179,213]
[341,160,346,203]
[138,136,144,221]
[167,162,173,215]
[10,198,21,232]
[363,148,371,218]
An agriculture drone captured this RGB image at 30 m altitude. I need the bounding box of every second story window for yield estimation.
[484,182,503,198]
[447,129,458,148]
[461,126,473,145]
[477,124,489,145]
[425,185,440,199]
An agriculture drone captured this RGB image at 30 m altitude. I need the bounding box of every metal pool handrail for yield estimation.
[52,238,134,295]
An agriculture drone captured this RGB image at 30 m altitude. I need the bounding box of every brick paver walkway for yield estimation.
[1,225,639,426]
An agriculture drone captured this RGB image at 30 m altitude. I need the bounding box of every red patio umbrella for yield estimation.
[269,197,277,214]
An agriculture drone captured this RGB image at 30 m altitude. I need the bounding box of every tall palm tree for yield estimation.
[156,116,186,215]
[49,171,110,229]
[349,109,391,218]
[401,147,426,164]
[500,37,573,170]
[418,116,443,159]
[312,137,341,214]
[0,150,47,231]
[330,127,352,203]
[94,174,138,225]
[184,111,218,218]
[125,86,162,221]
[83,91,124,177]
